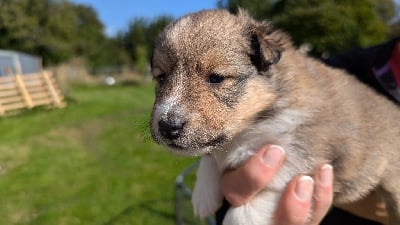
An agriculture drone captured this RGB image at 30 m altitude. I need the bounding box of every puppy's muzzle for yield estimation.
[158,119,186,140]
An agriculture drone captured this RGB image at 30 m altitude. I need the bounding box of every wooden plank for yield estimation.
[0,76,16,83]
[26,85,47,93]
[0,89,20,97]
[48,75,63,91]
[41,71,65,108]
[0,100,4,116]
[48,74,66,103]
[21,73,41,80]
[15,74,33,108]
[30,92,50,100]
[22,72,41,78]
[23,80,44,88]
[0,83,17,91]
[32,98,53,106]
[0,71,66,115]
[0,95,23,104]
[2,102,26,111]
[22,75,45,94]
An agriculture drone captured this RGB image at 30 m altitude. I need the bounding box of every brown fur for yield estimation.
[150,9,400,224]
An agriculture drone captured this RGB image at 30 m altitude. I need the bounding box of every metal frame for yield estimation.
[175,160,216,225]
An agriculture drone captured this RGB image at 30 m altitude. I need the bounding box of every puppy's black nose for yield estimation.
[158,119,185,140]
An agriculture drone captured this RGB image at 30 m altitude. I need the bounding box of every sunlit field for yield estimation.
[0,85,197,225]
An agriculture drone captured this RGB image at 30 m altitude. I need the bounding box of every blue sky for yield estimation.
[71,0,218,36]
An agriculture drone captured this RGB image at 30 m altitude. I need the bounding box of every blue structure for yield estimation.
[0,50,42,76]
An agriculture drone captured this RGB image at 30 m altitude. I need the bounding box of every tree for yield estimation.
[375,0,397,24]
[119,18,148,64]
[0,0,76,64]
[272,0,388,56]
[217,0,273,20]
[147,16,174,55]
[85,38,131,69]
[218,0,396,57]
[0,0,111,66]
[73,5,104,56]
[390,20,400,38]
[118,15,173,73]
[388,3,400,38]
[71,4,130,68]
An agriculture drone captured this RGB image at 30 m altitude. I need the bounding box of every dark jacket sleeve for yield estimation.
[324,37,400,104]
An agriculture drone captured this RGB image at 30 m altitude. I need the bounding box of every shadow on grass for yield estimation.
[102,198,175,225]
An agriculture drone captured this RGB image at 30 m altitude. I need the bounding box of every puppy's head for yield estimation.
[150,9,289,156]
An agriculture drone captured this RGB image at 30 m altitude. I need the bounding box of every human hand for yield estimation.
[220,145,333,225]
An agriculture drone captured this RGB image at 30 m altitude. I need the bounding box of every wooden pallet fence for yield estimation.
[0,71,65,115]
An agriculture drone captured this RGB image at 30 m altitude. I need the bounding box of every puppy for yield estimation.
[150,9,400,225]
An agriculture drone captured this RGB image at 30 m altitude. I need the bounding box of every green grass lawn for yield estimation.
[0,84,199,225]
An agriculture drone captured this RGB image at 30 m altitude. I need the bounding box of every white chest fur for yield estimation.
[192,109,312,225]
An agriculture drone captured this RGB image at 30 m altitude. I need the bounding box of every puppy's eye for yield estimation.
[208,73,225,84]
[155,73,167,84]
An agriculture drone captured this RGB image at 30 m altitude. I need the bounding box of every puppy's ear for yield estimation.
[241,11,287,72]
[250,23,285,72]
[249,34,279,72]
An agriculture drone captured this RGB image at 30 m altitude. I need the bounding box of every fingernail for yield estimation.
[295,176,314,201]
[263,145,285,167]
[319,164,333,186]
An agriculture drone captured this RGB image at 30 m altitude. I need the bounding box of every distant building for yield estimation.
[0,50,42,76]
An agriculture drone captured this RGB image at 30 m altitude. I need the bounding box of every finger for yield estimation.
[274,176,314,225]
[309,164,334,225]
[220,145,285,206]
